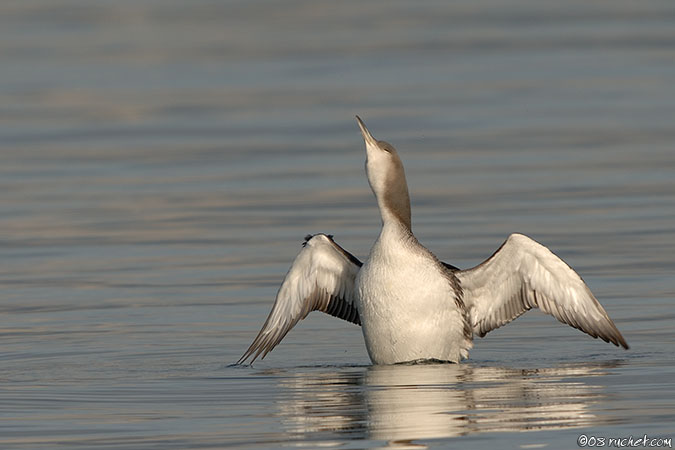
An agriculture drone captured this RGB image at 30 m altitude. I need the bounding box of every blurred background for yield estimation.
[1,1,674,448]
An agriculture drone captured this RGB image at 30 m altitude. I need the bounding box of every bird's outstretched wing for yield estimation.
[238,233,362,364]
[454,233,628,349]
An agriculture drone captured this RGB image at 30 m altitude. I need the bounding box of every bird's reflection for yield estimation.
[270,361,621,447]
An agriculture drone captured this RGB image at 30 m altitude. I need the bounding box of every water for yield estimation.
[1,1,674,448]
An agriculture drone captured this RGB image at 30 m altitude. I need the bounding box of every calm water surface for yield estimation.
[1,1,674,448]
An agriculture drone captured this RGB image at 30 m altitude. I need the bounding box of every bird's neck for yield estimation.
[366,153,412,231]
[377,184,412,231]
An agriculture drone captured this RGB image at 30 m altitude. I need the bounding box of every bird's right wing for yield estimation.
[455,233,628,349]
[238,233,362,364]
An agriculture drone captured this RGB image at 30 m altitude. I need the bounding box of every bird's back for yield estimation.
[356,223,472,364]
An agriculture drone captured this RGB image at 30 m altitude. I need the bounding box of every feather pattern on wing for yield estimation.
[455,233,628,349]
[238,234,362,364]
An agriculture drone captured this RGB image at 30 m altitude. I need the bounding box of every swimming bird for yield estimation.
[238,116,629,365]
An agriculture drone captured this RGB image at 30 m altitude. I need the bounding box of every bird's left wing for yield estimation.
[238,233,362,364]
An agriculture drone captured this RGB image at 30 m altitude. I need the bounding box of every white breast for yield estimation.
[356,223,471,364]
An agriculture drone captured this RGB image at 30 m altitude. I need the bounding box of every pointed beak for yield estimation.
[356,115,377,147]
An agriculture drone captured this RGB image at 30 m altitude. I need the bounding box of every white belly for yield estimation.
[356,230,471,364]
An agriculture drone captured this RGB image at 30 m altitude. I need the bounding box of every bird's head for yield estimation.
[356,116,411,230]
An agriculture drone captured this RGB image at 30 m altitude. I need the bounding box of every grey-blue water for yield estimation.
[1,1,674,449]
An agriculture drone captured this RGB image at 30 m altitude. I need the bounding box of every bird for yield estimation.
[238,116,629,365]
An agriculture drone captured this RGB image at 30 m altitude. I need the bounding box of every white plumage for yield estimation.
[238,117,628,365]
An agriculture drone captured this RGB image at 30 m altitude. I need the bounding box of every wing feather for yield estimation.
[238,234,362,364]
[455,233,628,349]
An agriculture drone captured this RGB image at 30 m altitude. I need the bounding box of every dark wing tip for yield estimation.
[614,330,630,350]
[236,352,253,365]
[236,337,263,365]
[596,332,629,350]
